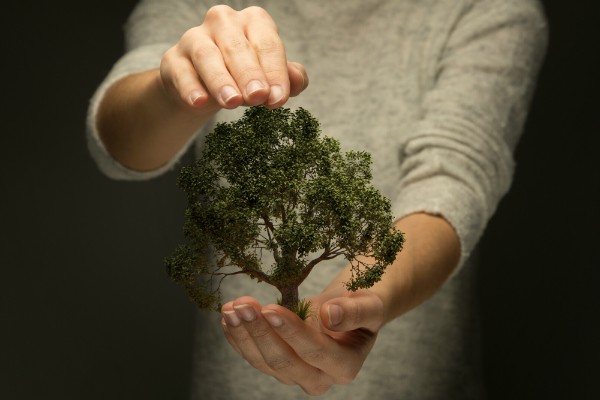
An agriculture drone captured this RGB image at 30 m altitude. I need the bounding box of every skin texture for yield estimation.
[96,5,460,396]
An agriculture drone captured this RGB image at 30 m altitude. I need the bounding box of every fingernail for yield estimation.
[220,85,241,105]
[223,311,241,327]
[267,85,284,105]
[234,304,257,322]
[189,90,204,106]
[327,304,343,327]
[262,310,283,327]
[246,80,266,96]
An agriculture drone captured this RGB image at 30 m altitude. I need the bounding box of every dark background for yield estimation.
[1,1,597,399]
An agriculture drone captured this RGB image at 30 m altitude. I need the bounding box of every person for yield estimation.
[87,0,547,398]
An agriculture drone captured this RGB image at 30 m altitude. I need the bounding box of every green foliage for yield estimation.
[165,106,405,313]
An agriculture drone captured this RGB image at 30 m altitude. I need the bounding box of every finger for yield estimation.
[205,9,270,106]
[181,27,245,109]
[223,298,299,384]
[213,31,270,106]
[231,299,332,392]
[222,300,283,380]
[221,301,242,354]
[243,7,290,107]
[287,61,309,98]
[321,291,385,333]
[261,305,363,385]
[160,47,212,108]
[221,318,243,354]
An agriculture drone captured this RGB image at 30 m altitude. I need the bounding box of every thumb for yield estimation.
[321,291,384,333]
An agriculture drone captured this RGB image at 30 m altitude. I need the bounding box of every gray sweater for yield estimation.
[87,0,547,398]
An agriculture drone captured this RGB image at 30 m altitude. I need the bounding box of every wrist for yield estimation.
[98,69,220,172]
[329,213,459,325]
[383,213,460,320]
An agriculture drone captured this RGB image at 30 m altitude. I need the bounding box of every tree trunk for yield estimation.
[278,285,299,311]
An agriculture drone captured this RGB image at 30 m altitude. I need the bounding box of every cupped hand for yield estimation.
[220,289,385,396]
[160,5,308,111]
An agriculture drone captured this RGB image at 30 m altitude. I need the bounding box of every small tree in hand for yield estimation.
[165,106,404,316]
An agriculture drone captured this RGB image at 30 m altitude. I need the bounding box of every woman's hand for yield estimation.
[218,214,461,395]
[220,289,385,396]
[160,5,308,111]
[98,5,308,171]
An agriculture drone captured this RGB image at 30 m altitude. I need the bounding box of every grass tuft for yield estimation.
[277,298,313,320]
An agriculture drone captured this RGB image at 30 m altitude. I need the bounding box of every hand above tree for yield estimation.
[97,6,308,172]
[160,5,308,110]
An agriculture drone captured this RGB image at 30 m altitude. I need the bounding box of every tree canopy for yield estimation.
[165,106,404,312]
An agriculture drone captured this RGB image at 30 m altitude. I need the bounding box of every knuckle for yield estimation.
[176,27,217,63]
[242,6,278,31]
[179,26,196,43]
[204,5,235,23]
[221,35,251,57]
[264,356,293,371]
[159,55,186,99]
[300,348,325,364]
[248,326,270,339]
[160,46,186,75]
[243,5,269,18]
[179,26,207,50]
[161,46,177,64]
[159,51,176,78]
[190,40,217,61]
[253,36,283,55]
[278,327,302,342]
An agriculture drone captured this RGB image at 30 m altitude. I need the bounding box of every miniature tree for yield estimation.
[165,106,404,315]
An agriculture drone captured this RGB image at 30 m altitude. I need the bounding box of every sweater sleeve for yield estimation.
[392,0,548,267]
[86,0,237,180]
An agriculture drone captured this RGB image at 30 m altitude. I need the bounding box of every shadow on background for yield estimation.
[1,1,597,399]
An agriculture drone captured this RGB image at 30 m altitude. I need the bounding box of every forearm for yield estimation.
[96,69,218,172]
[325,212,460,324]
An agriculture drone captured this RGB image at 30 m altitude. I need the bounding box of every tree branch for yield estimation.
[213,268,273,286]
[261,214,281,264]
[298,247,338,284]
